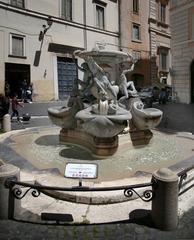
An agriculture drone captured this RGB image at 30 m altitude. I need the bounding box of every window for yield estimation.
[188,7,194,42]
[10,0,25,8]
[161,53,167,70]
[159,48,169,71]
[171,0,177,8]
[61,0,72,21]
[132,24,141,41]
[96,5,105,29]
[132,50,141,62]
[133,0,139,14]
[192,14,194,40]
[159,3,166,23]
[10,34,25,57]
[161,77,167,84]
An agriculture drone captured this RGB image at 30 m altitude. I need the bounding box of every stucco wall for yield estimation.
[0,0,119,101]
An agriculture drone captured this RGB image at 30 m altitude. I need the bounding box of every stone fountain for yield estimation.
[48,49,163,156]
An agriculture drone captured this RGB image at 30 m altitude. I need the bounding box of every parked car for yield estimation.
[138,86,160,108]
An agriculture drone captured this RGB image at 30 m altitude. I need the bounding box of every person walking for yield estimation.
[11,95,23,122]
[159,88,167,104]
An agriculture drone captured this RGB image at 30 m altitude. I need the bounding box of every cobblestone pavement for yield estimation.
[156,102,194,133]
[1,210,194,240]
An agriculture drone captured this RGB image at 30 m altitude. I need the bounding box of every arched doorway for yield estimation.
[191,60,194,103]
[131,74,144,91]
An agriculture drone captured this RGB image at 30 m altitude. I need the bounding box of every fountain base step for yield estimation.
[59,128,118,157]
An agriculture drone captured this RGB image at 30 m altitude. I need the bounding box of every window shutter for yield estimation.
[12,36,23,56]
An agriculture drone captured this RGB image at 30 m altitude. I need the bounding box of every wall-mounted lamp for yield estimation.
[34,17,53,67]
[38,16,53,42]
[47,16,53,27]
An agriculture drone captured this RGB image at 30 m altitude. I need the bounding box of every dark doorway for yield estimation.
[5,63,30,99]
[191,60,194,103]
[57,57,77,100]
[131,74,144,91]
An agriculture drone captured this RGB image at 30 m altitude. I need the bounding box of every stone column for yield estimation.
[3,114,11,132]
[0,164,20,219]
[151,168,179,230]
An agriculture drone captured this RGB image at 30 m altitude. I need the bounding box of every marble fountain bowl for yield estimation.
[0,127,194,182]
[1,126,194,204]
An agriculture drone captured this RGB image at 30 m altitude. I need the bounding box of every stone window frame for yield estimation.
[10,0,25,8]
[158,2,166,23]
[132,50,141,62]
[170,0,177,8]
[61,0,72,21]
[188,7,194,46]
[132,23,141,42]
[158,47,169,72]
[9,33,26,58]
[133,0,139,15]
[93,0,107,30]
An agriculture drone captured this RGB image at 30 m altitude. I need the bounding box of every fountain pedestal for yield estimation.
[60,128,118,157]
[129,129,153,146]
[129,121,153,146]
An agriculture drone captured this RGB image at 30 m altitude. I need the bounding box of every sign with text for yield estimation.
[65,163,97,179]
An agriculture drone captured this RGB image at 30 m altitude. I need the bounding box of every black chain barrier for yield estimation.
[5,178,154,202]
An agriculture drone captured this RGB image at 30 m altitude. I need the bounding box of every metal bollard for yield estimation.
[151,168,179,230]
[0,164,20,219]
[3,114,11,132]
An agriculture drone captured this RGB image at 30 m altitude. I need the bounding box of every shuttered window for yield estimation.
[159,3,166,23]
[96,5,105,29]
[10,34,25,57]
[61,0,72,21]
[10,0,25,8]
[192,14,194,40]
[159,48,169,71]
[133,0,139,14]
[132,24,141,41]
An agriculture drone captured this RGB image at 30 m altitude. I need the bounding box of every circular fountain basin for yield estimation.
[1,126,194,181]
[0,127,194,204]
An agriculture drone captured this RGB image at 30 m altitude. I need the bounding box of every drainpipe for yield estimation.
[83,0,87,50]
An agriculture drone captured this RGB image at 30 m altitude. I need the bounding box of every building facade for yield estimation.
[149,0,171,86]
[120,0,171,89]
[120,0,150,88]
[170,0,194,103]
[0,0,119,101]
[0,0,172,101]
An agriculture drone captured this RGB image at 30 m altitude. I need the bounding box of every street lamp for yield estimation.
[38,16,53,42]
[34,17,53,66]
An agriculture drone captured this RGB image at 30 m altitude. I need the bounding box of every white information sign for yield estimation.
[65,163,97,179]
